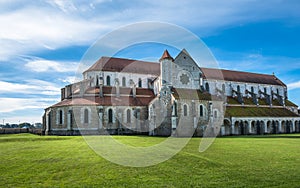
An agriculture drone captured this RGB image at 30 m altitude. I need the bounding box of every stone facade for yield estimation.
[43,49,300,136]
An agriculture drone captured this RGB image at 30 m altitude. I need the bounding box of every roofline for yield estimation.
[83,56,158,74]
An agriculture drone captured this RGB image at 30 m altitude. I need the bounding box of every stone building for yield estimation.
[43,49,300,136]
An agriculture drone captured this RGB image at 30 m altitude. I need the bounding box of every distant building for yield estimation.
[43,49,300,136]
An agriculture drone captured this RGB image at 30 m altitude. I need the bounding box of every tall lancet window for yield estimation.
[84,109,89,124]
[59,110,63,124]
[138,78,142,87]
[126,109,131,123]
[183,104,188,116]
[199,105,204,117]
[106,75,111,86]
[108,109,113,123]
[122,77,126,87]
[205,83,210,92]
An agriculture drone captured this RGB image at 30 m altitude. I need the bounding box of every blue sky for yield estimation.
[0,0,300,124]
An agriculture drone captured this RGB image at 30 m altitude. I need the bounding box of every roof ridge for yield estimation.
[201,67,275,77]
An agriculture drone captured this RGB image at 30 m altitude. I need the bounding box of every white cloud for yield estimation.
[59,76,76,84]
[0,5,110,61]
[0,80,61,95]
[0,97,58,113]
[2,115,43,125]
[287,81,300,90]
[25,59,79,73]
[0,0,298,61]
[46,0,77,13]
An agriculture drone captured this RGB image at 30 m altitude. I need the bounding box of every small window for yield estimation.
[68,110,73,126]
[122,77,126,87]
[237,85,240,92]
[84,109,89,124]
[264,87,267,93]
[96,75,99,86]
[277,88,279,95]
[138,78,142,87]
[108,109,113,123]
[126,109,131,123]
[183,104,188,116]
[205,83,210,92]
[106,75,111,86]
[251,86,254,93]
[200,105,204,117]
[173,101,178,116]
[59,110,63,124]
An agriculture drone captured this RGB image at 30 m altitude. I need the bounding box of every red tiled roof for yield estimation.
[84,56,286,86]
[159,50,174,61]
[85,86,155,97]
[51,95,154,108]
[84,56,160,75]
[201,68,286,86]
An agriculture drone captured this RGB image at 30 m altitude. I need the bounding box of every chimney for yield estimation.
[132,84,136,98]
[61,88,65,101]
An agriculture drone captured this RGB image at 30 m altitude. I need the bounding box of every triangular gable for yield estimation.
[174,49,202,74]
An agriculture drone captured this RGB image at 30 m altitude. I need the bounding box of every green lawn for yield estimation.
[0,134,300,187]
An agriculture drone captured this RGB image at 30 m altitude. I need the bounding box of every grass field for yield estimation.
[0,134,300,187]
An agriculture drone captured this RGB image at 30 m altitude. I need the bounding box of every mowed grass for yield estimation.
[0,134,300,187]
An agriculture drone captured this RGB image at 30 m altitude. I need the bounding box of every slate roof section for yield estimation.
[201,68,286,87]
[83,56,160,75]
[171,88,212,100]
[285,100,298,107]
[225,106,299,117]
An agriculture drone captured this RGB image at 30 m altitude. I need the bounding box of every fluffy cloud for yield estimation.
[0,79,61,95]
[0,97,58,113]
[0,0,299,61]
[287,81,300,90]
[25,59,79,73]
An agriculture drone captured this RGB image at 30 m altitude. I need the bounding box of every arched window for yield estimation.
[108,109,113,123]
[173,101,178,116]
[122,77,126,87]
[199,105,204,117]
[84,109,89,124]
[126,109,131,123]
[138,78,142,87]
[106,75,111,86]
[251,86,254,93]
[205,83,210,92]
[59,110,63,124]
[183,104,188,116]
[222,84,225,93]
[68,110,73,126]
[96,75,99,86]
[237,85,240,92]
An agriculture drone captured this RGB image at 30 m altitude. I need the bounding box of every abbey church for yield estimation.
[43,49,300,136]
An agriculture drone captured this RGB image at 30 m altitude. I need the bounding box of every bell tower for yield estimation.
[159,50,174,86]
